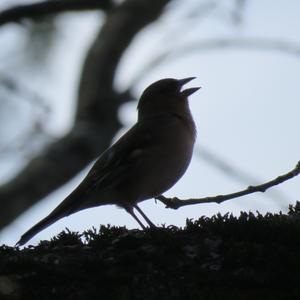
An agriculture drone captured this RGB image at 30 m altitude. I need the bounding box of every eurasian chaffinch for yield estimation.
[17,77,200,246]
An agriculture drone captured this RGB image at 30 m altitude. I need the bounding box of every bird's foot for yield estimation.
[155,195,180,209]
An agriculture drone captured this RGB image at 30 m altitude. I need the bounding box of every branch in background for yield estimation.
[156,161,300,209]
[0,0,114,26]
[129,37,300,86]
[231,0,247,25]
[0,73,50,114]
[0,122,49,156]
[195,146,291,207]
[0,0,171,230]
[156,1,216,51]
[0,73,51,155]
[196,146,262,185]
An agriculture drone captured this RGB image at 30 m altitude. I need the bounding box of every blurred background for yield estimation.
[0,0,299,246]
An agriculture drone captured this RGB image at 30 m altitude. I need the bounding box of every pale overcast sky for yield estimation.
[1,0,300,246]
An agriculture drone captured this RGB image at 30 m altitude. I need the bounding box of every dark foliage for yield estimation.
[1,203,300,299]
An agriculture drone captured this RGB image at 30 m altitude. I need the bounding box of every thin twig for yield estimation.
[156,161,300,209]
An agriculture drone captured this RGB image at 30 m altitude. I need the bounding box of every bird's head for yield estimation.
[137,77,200,120]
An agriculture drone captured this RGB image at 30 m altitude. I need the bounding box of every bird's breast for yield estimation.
[133,116,196,200]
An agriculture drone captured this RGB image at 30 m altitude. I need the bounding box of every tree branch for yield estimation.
[0,73,50,114]
[156,161,300,209]
[0,0,114,26]
[0,0,171,230]
[129,37,300,87]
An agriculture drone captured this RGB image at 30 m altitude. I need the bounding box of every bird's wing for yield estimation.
[43,123,151,215]
[83,123,151,191]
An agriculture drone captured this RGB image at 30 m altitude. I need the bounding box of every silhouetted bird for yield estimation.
[16,77,200,246]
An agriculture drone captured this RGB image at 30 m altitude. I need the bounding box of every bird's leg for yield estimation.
[134,204,157,228]
[125,206,146,230]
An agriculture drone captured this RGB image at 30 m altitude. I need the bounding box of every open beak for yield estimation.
[178,77,201,97]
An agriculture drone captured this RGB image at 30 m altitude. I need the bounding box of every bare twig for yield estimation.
[0,0,114,26]
[156,161,300,209]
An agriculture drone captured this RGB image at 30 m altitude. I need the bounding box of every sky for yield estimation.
[0,0,300,246]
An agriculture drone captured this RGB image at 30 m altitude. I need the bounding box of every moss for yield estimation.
[1,203,300,299]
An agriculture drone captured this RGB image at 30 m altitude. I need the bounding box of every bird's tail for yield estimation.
[16,210,65,247]
[16,186,85,247]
